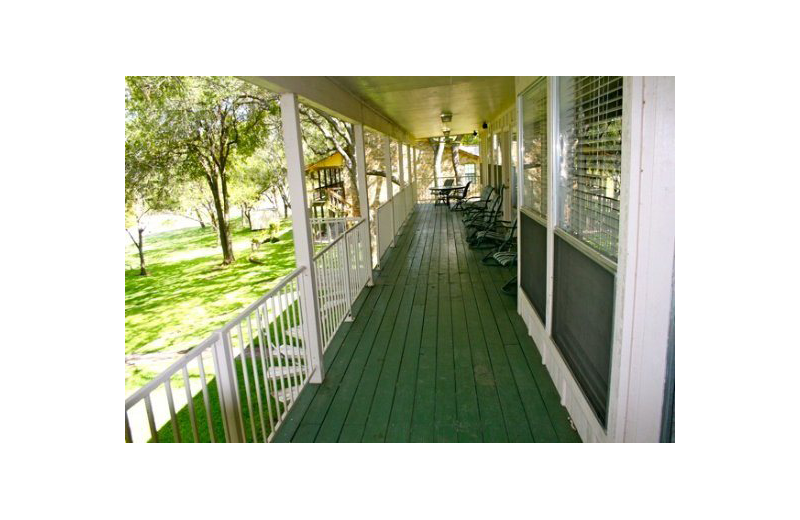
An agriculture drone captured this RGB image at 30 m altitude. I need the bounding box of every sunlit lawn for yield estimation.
[125,217,296,394]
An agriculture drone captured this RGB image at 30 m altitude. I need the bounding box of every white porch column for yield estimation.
[280,92,325,384]
[411,147,416,204]
[383,135,395,246]
[398,143,405,185]
[354,123,374,287]
[502,129,513,220]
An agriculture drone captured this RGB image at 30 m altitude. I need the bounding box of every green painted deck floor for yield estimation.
[273,203,581,442]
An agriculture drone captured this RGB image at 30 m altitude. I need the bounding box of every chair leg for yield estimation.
[501,276,517,296]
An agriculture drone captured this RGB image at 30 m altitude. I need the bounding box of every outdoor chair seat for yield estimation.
[450,182,472,211]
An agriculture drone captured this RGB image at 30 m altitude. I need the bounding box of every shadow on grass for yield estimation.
[125,221,297,361]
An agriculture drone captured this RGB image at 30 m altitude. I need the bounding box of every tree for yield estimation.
[429,137,445,186]
[125,136,179,275]
[125,76,278,264]
[449,135,463,183]
[298,106,361,216]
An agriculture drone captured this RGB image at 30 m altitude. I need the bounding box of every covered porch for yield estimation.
[124,76,674,443]
[273,203,579,442]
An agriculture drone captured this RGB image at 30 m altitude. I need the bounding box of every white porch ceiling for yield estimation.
[328,77,516,140]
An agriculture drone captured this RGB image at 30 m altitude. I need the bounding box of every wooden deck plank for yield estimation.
[384,206,436,442]
[274,203,580,443]
[340,214,425,442]
[288,285,384,442]
[361,207,431,442]
[315,211,419,442]
[459,216,534,442]
[481,258,582,443]
[433,217,457,442]
[409,209,441,442]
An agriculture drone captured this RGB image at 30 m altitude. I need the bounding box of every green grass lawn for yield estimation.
[125,217,296,394]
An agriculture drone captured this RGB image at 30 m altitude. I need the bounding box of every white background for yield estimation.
[0,1,798,518]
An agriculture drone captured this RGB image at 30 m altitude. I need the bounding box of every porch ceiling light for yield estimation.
[440,112,452,123]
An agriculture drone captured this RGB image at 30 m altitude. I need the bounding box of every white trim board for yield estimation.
[517,289,606,442]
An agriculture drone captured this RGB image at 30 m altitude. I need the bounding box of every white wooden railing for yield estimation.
[376,182,415,265]
[125,267,315,443]
[312,217,370,350]
[125,194,414,443]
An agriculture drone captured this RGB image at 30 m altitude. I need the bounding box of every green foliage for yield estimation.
[125,217,294,392]
[125,76,281,263]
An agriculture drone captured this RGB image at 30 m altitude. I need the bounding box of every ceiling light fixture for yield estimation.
[441,112,452,123]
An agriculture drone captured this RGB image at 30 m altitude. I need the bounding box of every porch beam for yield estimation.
[241,76,414,143]
[280,92,325,384]
[354,123,374,287]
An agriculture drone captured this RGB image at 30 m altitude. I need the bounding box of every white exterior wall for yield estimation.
[510,76,675,442]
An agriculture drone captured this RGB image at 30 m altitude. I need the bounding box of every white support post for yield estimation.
[411,147,416,204]
[383,135,395,247]
[545,77,558,339]
[354,123,374,287]
[502,129,513,220]
[516,94,524,299]
[398,143,405,186]
[280,92,325,384]
[213,331,245,442]
[607,76,675,443]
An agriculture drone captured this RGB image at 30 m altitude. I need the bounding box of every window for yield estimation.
[557,76,623,261]
[520,79,547,219]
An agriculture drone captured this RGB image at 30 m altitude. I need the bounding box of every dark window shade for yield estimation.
[520,213,547,323]
[552,235,615,426]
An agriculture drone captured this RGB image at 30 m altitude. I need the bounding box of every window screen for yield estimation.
[520,212,547,323]
[521,79,547,219]
[557,76,623,261]
[552,235,615,426]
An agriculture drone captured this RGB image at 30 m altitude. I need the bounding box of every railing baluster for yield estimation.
[284,282,303,394]
[297,272,314,381]
[285,285,302,399]
[165,379,182,443]
[215,331,245,443]
[277,287,296,402]
[144,395,158,443]
[181,366,200,442]
[269,292,291,416]
[261,300,282,420]
[197,354,216,443]
[125,411,133,443]
[246,315,267,442]
[236,323,257,443]
[209,341,230,442]
[255,305,276,434]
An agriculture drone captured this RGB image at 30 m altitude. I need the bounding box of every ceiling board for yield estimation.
[329,76,515,139]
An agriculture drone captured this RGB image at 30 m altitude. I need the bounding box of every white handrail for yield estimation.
[125,266,314,443]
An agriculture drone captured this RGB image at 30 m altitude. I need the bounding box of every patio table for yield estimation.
[429,185,466,207]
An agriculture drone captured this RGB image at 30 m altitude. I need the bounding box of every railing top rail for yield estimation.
[125,331,220,410]
[312,217,365,261]
[220,265,307,333]
[376,198,394,212]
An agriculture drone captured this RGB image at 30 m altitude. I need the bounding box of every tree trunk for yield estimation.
[194,208,206,229]
[450,142,461,184]
[137,228,147,276]
[432,138,444,186]
[205,171,235,265]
